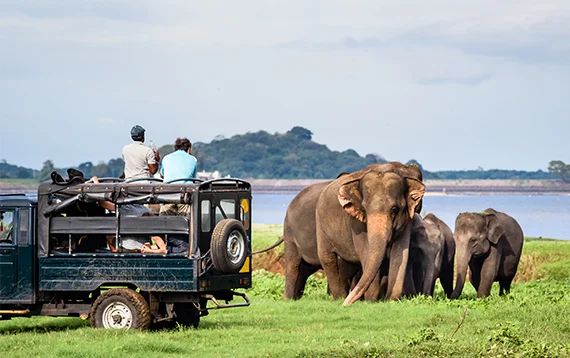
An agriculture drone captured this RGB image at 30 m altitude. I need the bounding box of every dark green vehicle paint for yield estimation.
[0,178,252,326]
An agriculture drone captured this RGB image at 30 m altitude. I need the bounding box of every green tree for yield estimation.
[107,158,124,177]
[39,160,55,181]
[78,162,93,177]
[287,126,313,141]
[92,162,111,177]
[548,160,570,182]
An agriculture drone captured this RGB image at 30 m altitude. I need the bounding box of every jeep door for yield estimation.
[0,208,17,298]
[0,207,34,303]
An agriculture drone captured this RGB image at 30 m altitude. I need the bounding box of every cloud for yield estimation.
[417,73,494,86]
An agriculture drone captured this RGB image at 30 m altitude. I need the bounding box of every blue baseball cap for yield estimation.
[130,125,146,138]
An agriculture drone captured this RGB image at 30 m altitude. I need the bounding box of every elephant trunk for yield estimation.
[421,258,436,296]
[450,245,471,299]
[343,214,391,306]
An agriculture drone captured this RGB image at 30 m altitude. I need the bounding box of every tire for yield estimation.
[174,303,200,328]
[90,288,151,330]
[211,219,248,274]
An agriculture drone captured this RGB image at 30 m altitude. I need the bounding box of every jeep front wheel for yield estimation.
[90,288,150,330]
[211,219,248,274]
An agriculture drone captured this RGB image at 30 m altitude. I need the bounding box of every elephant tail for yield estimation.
[252,237,284,255]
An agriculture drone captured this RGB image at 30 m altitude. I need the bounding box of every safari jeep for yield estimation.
[0,175,252,329]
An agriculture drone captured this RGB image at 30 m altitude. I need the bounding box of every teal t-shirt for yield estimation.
[160,150,198,183]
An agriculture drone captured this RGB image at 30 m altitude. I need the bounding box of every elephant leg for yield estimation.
[476,247,502,298]
[338,259,361,295]
[318,240,348,300]
[469,260,481,292]
[499,278,513,296]
[386,225,412,300]
[379,275,389,299]
[284,240,305,300]
[297,262,320,297]
[364,273,382,301]
[439,262,454,298]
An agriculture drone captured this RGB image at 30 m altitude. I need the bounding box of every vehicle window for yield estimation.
[0,209,15,245]
[215,199,235,225]
[241,198,250,230]
[201,200,211,232]
[18,209,29,246]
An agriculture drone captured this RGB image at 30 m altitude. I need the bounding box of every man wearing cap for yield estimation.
[122,125,160,180]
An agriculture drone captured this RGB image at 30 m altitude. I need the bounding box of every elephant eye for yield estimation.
[390,206,399,217]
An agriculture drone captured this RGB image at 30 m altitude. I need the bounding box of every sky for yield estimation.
[1,1,569,172]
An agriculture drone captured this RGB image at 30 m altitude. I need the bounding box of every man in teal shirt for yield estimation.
[160,137,198,183]
[160,137,198,216]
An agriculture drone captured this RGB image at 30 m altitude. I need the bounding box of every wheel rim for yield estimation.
[102,302,133,329]
[227,230,245,265]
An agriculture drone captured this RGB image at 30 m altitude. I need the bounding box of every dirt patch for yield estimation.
[515,253,553,282]
[253,250,285,275]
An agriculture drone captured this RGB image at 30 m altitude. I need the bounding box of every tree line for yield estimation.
[0,127,563,181]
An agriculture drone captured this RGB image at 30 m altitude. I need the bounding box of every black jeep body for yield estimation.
[0,177,252,329]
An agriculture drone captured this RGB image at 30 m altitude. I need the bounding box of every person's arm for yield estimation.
[149,163,159,175]
[106,235,117,252]
[147,148,159,175]
[92,176,116,211]
[141,236,167,254]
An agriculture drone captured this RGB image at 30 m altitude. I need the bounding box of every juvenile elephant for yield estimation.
[451,208,524,299]
[424,213,455,297]
[316,166,425,306]
[409,213,455,297]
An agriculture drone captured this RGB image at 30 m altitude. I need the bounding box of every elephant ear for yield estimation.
[405,178,425,219]
[338,177,366,223]
[486,214,504,244]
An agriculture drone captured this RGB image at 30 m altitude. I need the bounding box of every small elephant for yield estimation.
[451,208,524,299]
[316,164,425,306]
[409,213,455,297]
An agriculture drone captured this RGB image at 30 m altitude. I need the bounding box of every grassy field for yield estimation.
[1,224,569,357]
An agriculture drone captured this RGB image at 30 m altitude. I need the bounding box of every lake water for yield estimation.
[253,194,570,240]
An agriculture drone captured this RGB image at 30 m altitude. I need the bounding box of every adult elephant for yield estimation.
[316,165,425,306]
[409,213,455,297]
[282,181,338,299]
[451,208,524,299]
[260,162,423,301]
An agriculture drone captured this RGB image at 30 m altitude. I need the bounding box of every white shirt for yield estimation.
[122,141,156,179]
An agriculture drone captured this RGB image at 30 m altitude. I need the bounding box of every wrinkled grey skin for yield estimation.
[409,213,455,297]
[283,181,330,299]
[451,208,524,299]
[316,166,425,306]
[280,162,423,302]
[423,213,455,298]
[280,162,422,300]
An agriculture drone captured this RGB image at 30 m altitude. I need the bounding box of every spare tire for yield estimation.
[210,219,248,274]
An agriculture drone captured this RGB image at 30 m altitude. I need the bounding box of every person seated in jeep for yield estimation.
[106,232,167,254]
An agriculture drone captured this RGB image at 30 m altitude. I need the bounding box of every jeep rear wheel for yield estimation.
[90,288,150,330]
[211,219,248,274]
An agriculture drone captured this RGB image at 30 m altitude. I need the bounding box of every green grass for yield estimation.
[0,178,38,184]
[252,223,283,252]
[1,225,570,358]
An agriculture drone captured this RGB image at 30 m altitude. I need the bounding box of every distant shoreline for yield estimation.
[3,179,569,196]
[248,179,570,195]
